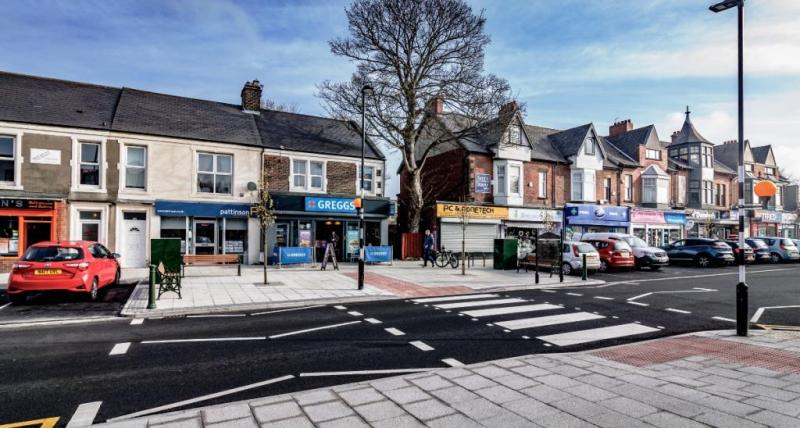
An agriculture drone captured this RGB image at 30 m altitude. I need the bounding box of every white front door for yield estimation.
[121,212,147,267]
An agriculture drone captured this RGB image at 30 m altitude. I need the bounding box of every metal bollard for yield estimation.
[148,264,157,309]
[582,254,587,281]
[736,282,748,336]
[237,256,242,277]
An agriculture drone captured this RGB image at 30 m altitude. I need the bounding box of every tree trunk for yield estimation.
[262,226,268,284]
[407,169,423,233]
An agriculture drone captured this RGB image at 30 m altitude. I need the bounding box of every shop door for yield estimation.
[25,222,51,250]
[121,212,147,267]
[194,219,217,255]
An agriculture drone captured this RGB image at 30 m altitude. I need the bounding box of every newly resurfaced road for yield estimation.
[1,264,798,426]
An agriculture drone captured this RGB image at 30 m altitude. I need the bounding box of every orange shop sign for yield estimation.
[436,203,508,219]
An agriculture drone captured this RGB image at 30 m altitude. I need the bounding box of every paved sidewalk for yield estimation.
[122,262,600,317]
[94,330,800,427]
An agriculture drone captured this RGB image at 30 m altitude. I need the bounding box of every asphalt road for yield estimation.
[0,263,798,427]
[0,282,135,325]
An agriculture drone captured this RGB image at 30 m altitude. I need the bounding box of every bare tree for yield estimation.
[252,163,276,284]
[262,98,301,113]
[318,0,515,232]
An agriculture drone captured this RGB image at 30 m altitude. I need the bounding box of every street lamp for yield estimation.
[710,0,747,336]
[358,84,373,290]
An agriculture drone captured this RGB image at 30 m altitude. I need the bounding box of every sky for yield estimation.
[1,0,799,196]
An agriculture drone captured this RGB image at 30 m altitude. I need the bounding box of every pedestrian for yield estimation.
[422,229,435,267]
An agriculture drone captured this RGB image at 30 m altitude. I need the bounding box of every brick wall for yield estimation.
[327,161,356,195]
[554,164,570,206]
[523,161,560,207]
[55,201,68,240]
[596,169,619,205]
[714,173,735,209]
[467,154,493,203]
[264,155,289,191]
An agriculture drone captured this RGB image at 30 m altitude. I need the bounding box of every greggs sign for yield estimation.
[436,203,508,219]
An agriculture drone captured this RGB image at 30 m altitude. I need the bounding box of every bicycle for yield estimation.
[434,246,460,269]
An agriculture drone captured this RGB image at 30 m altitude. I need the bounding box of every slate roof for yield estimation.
[548,124,592,158]
[668,158,691,170]
[714,160,736,175]
[0,71,383,159]
[713,143,739,171]
[605,125,654,161]
[601,138,639,168]
[671,111,711,145]
[522,125,564,162]
[642,164,669,177]
[752,145,773,165]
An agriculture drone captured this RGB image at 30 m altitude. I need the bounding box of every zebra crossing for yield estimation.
[411,293,659,347]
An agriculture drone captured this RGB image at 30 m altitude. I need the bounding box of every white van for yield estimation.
[579,232,669,270]
[561,241,602,275]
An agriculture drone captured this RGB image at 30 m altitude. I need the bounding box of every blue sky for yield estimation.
[2,0,799,195]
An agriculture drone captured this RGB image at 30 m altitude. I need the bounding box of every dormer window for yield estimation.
[584,138,595,155]
[509,126,521,145]
[765,167,775,176]
[745,164,753,172]
[645,149,661,160]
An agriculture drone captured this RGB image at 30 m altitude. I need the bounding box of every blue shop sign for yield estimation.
[305,197,356,213]
[155,200,252,218]
[475,174,491,193]
[365,246,393,263]
[564,204,630,227]
[664,212,687,225]
[277,246,313,265]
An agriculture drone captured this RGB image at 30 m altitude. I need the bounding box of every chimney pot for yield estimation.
[426,95,444,115]
[609,118,634,137]
[241,80,263,112]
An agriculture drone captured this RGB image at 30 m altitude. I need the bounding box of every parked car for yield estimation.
[581,237,635,272]
[745,238,773,264]
[6,241,121,304]
[579,232,669,270]
[561,241,601,275]
[662,238,734,267]
[724,241,755,264]
[752,237,800,263]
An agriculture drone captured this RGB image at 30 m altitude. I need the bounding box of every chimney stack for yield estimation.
[608,119,633,137]
[426,95,444,115]
[241,80,263,112]
[498,101,519,115]
[722,140,737,145]
[671,130,680,144]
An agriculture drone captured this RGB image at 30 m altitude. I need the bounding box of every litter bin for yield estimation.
[493,238,518,270]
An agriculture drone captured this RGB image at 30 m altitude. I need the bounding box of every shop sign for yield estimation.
[781,213,797,224]
[277,246,313,265]
[0,198,55,210]
[664,212,687,225]
[154,200,252,218]
[631,209,665,224]
[564,204,629,227]
[436,203,508,219]
[690,210,715,221]
[365,246,393,262]
[475,174,491,193]
[756,210,781,223]
[304,197,356,214]
[30,148,61,165]
[508,208,562,223]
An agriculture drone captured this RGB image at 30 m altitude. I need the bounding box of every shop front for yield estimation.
[781,213,798,239]
[630,209,686,247]
[686,209,716,238]
[714,210,741,240]
[749,210,781,237]
[563,203,629,240]
[436,202,506,254]
[504,207,563,240]
[0,198,63,271]
[155,200,258,263]
[269,194,390,263]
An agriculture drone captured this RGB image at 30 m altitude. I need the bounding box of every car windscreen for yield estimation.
[614,241,632,251]
[748,239,768,249]
[22,246,83,262]
[575,243,596,253]
[622,235,648,248]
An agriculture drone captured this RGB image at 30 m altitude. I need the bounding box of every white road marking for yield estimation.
[299,369,434,377]
[385,327,405,336]
[627,301,649,307]
[250,305,324,316]
[410,341,434,351]
[540,289,556,293]
[496,312,605,330]
[347,311,363,317]
[109,342,131,356]
[666,308,691,314]
[66,401,102,427]
[365,318,382,324]
[566,292,583,296]
[601,267,799,287]
[751,305,800,323]
[539,323,660,346]
[627,293,653,301]
[693,287,716,291]
[186,314,245,318]
[108,375,294,421]
[143,337,266,344]
[594,296,614,300]
[270,321,361,339]
[521,335,530,339]
[0,302,11,311]
[712,316,736,323]
[130,318,144,325]
[461,304,561,318]
[333,305,347,310]
[435,298,526,309]
[442,358,464,367]
[411,293,499,303]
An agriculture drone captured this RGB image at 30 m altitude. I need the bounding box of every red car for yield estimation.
[582,238,635,272]
[7,241,121,304]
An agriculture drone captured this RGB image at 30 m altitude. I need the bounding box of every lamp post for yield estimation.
[710,0,746,335]
[358,84,373,290]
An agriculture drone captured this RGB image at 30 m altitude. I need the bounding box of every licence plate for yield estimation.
[34,269,62,275]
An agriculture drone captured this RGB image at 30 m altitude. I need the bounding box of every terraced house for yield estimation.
[0,71,389,271]
[398,99,794,253]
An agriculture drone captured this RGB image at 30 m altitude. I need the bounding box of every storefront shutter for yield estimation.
[440,223,498,254]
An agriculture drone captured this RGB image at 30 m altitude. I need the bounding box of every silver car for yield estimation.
[753,236,800,263]
[561,241,602,275]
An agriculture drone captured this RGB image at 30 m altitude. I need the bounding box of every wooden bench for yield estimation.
[182,254,242,276]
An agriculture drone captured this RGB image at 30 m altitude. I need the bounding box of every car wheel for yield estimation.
[561,263,573,276]
[113,269,121,286]
[599,260,608,272]
[770,253,781,264]
[8,293,26,305]
[89,277,99,302]
[696,254,711,268]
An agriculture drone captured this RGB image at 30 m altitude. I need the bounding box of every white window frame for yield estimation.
[72,138,107,192]
[571,170,583,201]
[677,175,687,205]
[744,163,753,172]
[765,167,775,176]
[584,138,595,155]
[603,177,612,201]
[359,165,374,193]
[624,174,633,202]
[645,149,661,160]
[124,145,147,191]
[290,158,326,193]
[642,177,657,204]
[196,152,234,195]
[497,165,507,195]
[509,126,521,145]
[508,164,521,196]
[0,130,23,190]
[69,203,109,244]
[537,171,547,199]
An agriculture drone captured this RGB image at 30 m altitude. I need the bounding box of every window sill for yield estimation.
[0,184,23,191]
[191,192,236,199]
[291,188,327,194]
[71,187,107,194]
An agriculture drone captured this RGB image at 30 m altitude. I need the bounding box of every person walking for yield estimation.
[422,229,435,267]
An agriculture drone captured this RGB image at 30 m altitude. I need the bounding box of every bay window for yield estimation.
[509,165,521,195]
[497,167,506,195]
[493,160,523,205]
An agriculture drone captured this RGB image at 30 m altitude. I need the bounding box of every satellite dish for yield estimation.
[247,182,258,191]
